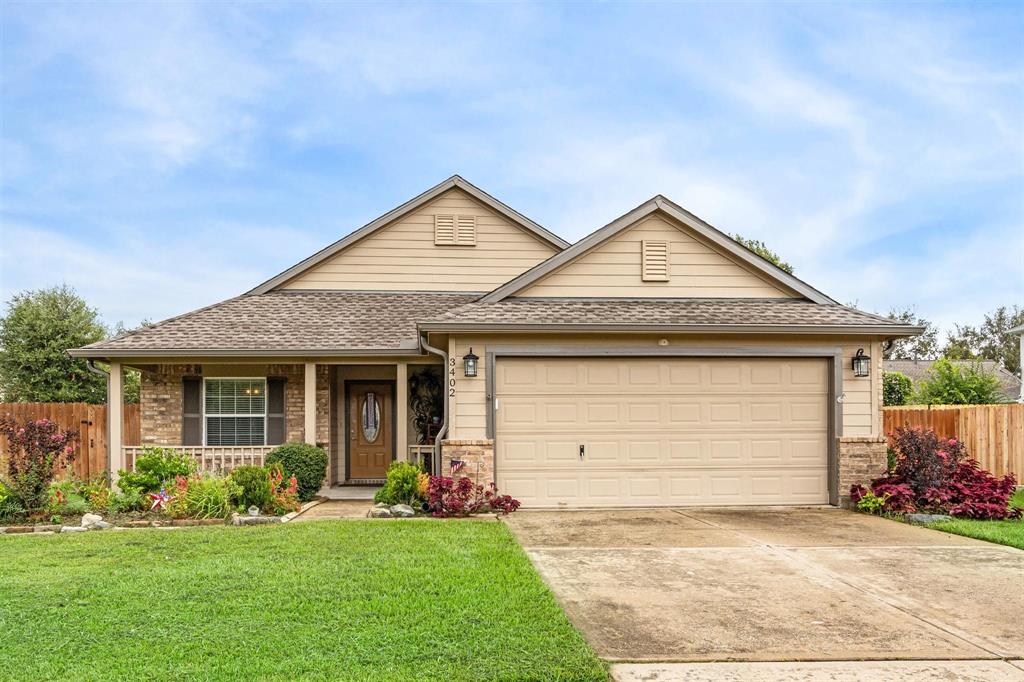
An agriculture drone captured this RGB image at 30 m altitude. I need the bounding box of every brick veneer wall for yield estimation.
[441,439,494,485]
[140,363,329,448]
[837,436,888,507]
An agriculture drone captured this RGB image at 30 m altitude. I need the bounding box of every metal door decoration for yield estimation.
[361,392,381,443]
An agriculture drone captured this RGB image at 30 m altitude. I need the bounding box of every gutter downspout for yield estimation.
[85,359,113,485]
[419,332,448,474]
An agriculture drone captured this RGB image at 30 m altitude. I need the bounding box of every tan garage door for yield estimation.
[495,357,830,507]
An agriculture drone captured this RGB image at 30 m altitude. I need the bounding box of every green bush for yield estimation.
[109,488,147,514]
[265,443,327,502]
[883,371,913,406]
[374,461,425,506]
[117,447,197,494]
[229,466,273,511]
[167,475,240,520]
[0,480,24,521]
[914,358,1007,405]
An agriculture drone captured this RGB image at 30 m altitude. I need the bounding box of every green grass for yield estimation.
[0,521,606,681]
[926,488,1024,551]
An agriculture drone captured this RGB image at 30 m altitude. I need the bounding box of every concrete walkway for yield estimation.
[292,500,371,520]
[503,507,1024,679]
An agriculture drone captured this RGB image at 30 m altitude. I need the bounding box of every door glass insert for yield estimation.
[361,392,381,442]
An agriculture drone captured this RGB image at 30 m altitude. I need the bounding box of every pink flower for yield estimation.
[948,438,958,446]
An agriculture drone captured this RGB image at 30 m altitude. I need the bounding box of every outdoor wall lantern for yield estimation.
[463,348,479,378]
[852,348,871,378]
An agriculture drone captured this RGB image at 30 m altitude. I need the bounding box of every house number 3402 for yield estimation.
[449,357,457,397]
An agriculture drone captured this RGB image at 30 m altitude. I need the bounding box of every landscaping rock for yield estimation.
[390,504,415,518]
[123,520,151,528]
[905,513,952,524]
[4,526,34,534]
[367,503,392,518]
[230,512,281,526]
[80,513,103,529]
[92,520,113,530]
[60,526,87,533]
[34,525,61,533]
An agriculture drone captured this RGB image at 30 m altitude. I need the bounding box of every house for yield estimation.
[70,176,921,508]
[883,359,1022,403]
[1011,323,1024,402]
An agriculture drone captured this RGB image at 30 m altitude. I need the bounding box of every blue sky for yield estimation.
[1,2,1021,335]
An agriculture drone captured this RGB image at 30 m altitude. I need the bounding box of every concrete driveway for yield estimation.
[503,507,1024,680]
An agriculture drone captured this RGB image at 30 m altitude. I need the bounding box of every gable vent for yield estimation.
[435,214,476,246]
[642,240,670,281]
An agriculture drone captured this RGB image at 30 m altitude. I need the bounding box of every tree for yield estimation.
[884,306,940,360]
[914,358,1006,405]
[0,286,108,402]
[731,234,793,274]
[943,305,1024,375]
[883,371,913,406]
[0,286,142,404]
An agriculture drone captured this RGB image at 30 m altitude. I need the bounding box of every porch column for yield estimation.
[304,362,316,445]
[396,362,408,461]
[109,361,124,488]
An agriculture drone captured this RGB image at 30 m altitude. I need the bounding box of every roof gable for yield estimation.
[248,176,568,295]
[481,196,835,304]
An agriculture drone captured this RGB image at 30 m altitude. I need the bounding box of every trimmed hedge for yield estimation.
[265,443,327,502]
[229,465,273,511]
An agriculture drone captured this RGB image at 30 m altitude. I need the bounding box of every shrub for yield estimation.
[883,371,913,406]
[851,427,1020,519]
[374,461,425,506]
[852,488,890,515]
[229,465,273,511]
[914,358,1007,405]
[117,447,196,494]
[109,488,147,514]
[0,416,78,515]
[0,480,22,520]
[425,476,520,518]
[265,443,327,502]
[166,474,240,520]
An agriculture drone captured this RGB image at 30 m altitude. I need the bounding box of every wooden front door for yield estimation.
[347,381,394,480]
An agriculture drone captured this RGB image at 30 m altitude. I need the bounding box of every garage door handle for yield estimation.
[579,444,585,460]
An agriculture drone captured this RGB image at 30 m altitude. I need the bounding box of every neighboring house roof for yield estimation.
[883,359,1023,400]
[1008,323,1024,335]
[69,292,477,358]
[419,298,922,335]
[479,195,836,305]
[246,175,569,295]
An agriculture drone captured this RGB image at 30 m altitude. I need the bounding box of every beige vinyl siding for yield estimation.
[518,214,796,298]
[280,188,558,292]
[448,335,882,440]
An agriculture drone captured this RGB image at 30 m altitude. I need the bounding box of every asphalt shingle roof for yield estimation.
[75,291,478,354]
[420,297,916,331]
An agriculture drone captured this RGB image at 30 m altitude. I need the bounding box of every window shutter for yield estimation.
[182,377,203,445]
[266,377,286,445]
[455,215,476,245]
[434,214,456,245]
[642,240,670,281]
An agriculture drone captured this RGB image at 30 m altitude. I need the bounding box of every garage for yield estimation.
[494,356,831,507]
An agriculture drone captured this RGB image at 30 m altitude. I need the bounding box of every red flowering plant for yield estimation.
[0,416,78,516]
[426,476,520,518]
[268,464,300,515]
[851,427,1019,520]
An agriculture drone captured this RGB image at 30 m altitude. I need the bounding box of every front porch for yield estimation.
[108,358,445,488]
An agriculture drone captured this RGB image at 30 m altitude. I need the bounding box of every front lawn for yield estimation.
[0,521,606,681]
[927,489,1024,551]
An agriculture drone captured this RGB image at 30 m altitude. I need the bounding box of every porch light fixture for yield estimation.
[852,348,871,378]
[463,348,479,378]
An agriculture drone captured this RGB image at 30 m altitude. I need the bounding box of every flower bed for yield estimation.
[851,427,1021,520]
[370,461,520,518]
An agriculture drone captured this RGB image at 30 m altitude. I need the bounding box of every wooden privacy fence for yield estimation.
[0,403,140,480]
[883,404,1024,480]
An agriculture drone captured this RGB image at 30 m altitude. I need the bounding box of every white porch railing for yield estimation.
[123,446,274,474]
[407,445,434,472]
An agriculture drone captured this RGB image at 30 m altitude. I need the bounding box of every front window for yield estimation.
[205,378,266,446]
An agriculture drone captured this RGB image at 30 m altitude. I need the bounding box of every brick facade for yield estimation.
[837,436,888,507]
[441,439,494,485]
[140,363,330,447]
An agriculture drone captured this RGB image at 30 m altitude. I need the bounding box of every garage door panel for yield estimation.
[496,357,829,507]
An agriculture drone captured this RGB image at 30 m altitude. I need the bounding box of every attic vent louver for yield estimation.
[435,214,476,246]
[642,240,670,281]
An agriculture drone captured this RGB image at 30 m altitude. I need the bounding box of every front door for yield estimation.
[347,381,394,480]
